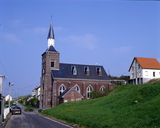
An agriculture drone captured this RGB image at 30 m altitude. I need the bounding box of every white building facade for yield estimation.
[129,57,160,85]
[32,86,41,101]
[36,86,41,101]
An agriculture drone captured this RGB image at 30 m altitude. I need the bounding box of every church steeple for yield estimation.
[48,24,54,39]
[47,24,55,48]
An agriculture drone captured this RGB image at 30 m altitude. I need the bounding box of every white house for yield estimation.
[32,86,40,101]
[35,86,40,101]
[129,57,160,85]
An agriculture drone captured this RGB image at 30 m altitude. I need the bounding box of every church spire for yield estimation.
[47,24,55,48]
[47,24,54,39]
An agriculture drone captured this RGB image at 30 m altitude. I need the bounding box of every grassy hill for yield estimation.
[42,82,160,128]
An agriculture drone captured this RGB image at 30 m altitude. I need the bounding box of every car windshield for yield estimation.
[11,105,20,109]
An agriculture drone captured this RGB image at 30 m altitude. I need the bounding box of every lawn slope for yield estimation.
[42,83,160,128]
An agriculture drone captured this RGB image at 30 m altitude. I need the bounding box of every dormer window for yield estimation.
[84,66,90,75]
[72,66,77,75]
[96,67,102,76]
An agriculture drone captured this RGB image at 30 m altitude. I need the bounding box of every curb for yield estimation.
[35,111,76,128]
[39,114,73,128]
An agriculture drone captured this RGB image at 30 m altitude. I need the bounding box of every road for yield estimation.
[5,111,73,128]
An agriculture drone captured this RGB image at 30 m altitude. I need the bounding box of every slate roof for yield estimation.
[52,63,109,80]
[48,46,57,52]
[42,46,58,56]
[129,57,160,71]
[58,88,83,99]
[47,24,54,39]
[58,89,70,98]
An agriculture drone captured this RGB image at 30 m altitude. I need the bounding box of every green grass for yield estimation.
[42,83,160,128]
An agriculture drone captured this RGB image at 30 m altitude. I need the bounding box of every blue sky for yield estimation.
[0,0,160,97]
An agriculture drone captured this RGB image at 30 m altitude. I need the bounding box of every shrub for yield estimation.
[91,89,108,99]
[24,106,34,112]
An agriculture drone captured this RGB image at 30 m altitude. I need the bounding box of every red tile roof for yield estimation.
[134,57,160,70]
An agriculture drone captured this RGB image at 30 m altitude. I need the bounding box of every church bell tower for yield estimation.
[40,23,60,109]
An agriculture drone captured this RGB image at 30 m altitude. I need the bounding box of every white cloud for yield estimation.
[65,33,97,50]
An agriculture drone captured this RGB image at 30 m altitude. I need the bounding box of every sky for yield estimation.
[0,0,160,97]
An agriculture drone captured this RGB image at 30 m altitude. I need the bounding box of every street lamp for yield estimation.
[0,75,5,123]
[8,82,14,108]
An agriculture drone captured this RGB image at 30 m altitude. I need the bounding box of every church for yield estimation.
[40,24,111,109]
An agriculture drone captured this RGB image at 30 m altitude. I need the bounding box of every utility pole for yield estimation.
[8,82,13,108]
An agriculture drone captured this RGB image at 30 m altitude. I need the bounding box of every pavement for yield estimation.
[0,123,4,128]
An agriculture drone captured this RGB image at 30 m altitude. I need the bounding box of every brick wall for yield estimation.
[52,78,112,106]
[63,89,83,103]
[40,51,60,109]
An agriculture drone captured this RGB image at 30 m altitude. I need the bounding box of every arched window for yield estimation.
[86,85,93,99]
[59,84,66,95]
[100,86,105,93]
[75,85,80,93]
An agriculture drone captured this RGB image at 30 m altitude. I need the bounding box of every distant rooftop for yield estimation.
[129,57,160,70]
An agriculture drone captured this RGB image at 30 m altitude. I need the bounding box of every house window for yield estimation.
[96,67,102,76]
[51,62,54,67]
[84,66,89,75]
[86,85,93,99]
[145,71,148,76]
[72,66,77,75]
[75,85,80,93]
[59,84,66,95]
[153,72,155,77]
